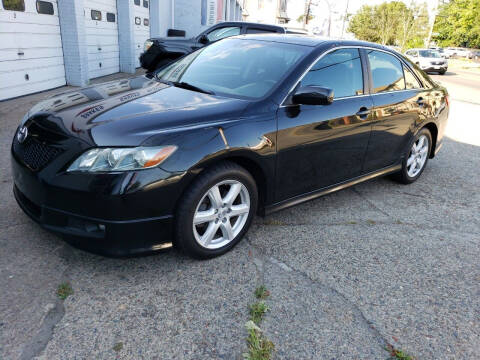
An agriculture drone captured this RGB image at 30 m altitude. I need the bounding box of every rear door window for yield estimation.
[404,65,422,89]
[206,26,241,42]
[367,50,405,93]
[301,48,364,98]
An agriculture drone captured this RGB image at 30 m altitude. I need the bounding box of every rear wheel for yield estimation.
[175,162,258,259]
[393,128,432,184]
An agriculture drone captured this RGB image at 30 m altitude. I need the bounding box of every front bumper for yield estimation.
[421,65,448,73]
[11,150,187,257]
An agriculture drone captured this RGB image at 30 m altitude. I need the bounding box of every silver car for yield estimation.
[405,48,448,75]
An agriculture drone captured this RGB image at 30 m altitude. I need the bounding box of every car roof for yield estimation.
[216,21,285,30]
[230,33,393,50]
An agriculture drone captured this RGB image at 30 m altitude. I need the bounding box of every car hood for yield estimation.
[22,76,250,146]
[152,37,198,50]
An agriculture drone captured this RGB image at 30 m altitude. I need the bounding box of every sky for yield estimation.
[287,0,439,38]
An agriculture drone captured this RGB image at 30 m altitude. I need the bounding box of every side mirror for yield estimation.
[198,34,209,44]
[292,86,334,106]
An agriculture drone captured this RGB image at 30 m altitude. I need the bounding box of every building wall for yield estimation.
[173,0,243,38]
[57,0,89,86]
[150,0,173,38]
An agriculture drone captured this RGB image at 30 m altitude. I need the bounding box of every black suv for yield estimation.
[140,21,305,72]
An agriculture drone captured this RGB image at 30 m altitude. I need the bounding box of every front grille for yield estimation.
[13,135,62,171]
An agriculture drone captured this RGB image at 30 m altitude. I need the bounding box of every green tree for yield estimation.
[347,1,429,49]
[347,5,380,43]
[434,0,480,48]
[398,2,429,50]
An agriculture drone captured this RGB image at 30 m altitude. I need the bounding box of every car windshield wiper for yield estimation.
[159,79,215,95]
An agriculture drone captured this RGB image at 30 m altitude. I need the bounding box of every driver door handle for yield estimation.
[356,107,371,119]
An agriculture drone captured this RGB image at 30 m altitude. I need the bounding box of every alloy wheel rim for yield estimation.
[407,134,429,178]
[193,180,250,249]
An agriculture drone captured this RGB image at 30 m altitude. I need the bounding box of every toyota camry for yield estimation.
[11,34,449,258]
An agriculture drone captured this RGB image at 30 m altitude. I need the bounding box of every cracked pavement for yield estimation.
[1,72,479,359]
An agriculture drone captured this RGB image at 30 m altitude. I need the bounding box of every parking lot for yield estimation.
[1,70,479,359]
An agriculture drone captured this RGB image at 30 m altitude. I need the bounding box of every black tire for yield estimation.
[175,161,258,259]
[393,128,432,184]
[439,70,446,75]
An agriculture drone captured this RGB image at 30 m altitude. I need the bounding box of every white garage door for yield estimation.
[133,0,150,68]
[0,0,66,101]
[84,0,119,79]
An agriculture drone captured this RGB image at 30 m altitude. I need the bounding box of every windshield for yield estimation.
[156,38,308,99]
[419,50,441,58]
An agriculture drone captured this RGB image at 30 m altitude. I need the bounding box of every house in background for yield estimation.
[0,0,243,101]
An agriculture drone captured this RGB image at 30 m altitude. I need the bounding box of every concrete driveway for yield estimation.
[0,71,479,360]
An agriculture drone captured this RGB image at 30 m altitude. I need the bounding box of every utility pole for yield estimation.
[303,0,312,29]
[341,0,349,39]
[426,0,439,47]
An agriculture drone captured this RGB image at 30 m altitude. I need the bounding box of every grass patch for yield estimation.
[254,285,270,300]
[113,342,124,352]
[249,302,269,324]
[244,327,275,360]
[244,286,274,360]
[386,344,414,360]
[56,282,73,300]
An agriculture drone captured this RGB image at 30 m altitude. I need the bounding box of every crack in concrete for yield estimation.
[351,187,392,218]
[19,244,75,359]
[246,239,391,354]
[19,300,65,360]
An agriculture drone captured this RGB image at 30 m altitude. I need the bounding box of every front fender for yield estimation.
[147,114,278,205]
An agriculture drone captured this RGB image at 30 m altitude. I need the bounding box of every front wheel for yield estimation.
[393,128,432,184]
[175,162,258,259]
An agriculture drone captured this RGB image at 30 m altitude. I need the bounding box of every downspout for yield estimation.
[171,0,175,28]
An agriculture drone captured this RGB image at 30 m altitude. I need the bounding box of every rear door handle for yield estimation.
[356,107,371,119]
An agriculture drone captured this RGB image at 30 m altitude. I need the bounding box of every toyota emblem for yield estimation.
[17,126,28,143]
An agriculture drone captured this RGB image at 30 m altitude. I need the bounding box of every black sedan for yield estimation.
[11,34,449,258]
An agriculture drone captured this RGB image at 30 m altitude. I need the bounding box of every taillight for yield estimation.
[445,94,449,107]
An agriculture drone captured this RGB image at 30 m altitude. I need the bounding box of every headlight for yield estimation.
[67,146,177,172]
[144,40,154,51]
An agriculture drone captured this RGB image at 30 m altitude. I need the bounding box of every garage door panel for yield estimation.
[85,33,119,44]
[0,76,65,101]
[88,59,120,79]
[0,10,60,26]
[0,64,66,89]
[0,33,62,49]
[86,51,120,61]
[0,47,64,61]
[1,21,61,35]
[0,57,64,72]
[84,0,120,79]
[0,0,65,100]
[133,1,150,68]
